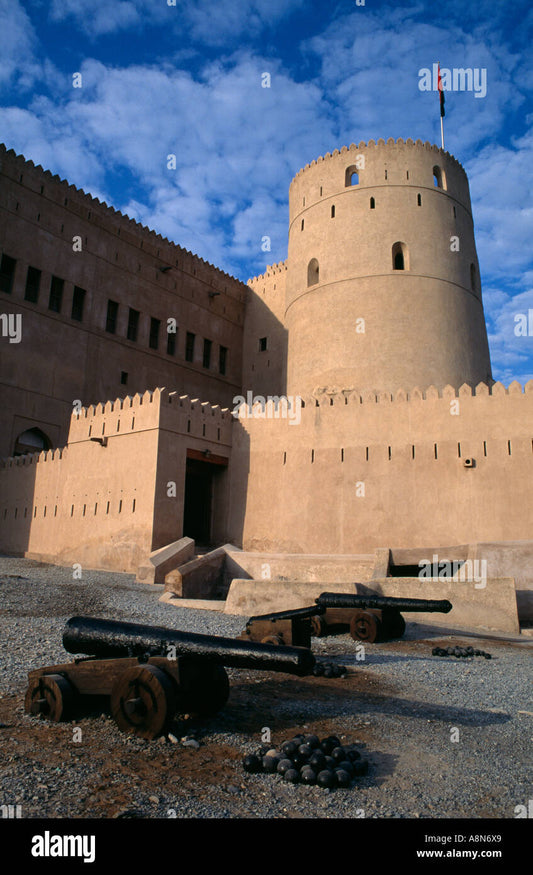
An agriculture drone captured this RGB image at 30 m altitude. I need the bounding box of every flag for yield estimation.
[438,64,445,117]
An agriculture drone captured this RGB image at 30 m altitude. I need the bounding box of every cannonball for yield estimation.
[324,755,336,769]
[312,664,324,677]
[320,738,336,755]
[345,747,361,762]
[298,743,313,759]
[284,769,300,784]
[277,758,294,775]
[281,740,297,757]
[309,751,326,770]
[337,760,354,775]
[304,734,321,749]
[316,770,336,789]
[328,735,341,748]
[262,755,279,773]
[331,746,347,763]
[335,768,351,788]
[243,754,262,773]
[323,665,334,678]
[300,766,317,785]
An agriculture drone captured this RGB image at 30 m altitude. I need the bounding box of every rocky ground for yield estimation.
[0,556,531,822]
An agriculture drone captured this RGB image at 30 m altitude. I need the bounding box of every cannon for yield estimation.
[238,594,453,646]
[25,617,315,740]
[237,604,326,648]
[314,593,453,643]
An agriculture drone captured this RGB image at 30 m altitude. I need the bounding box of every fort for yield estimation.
[1,136,532,633]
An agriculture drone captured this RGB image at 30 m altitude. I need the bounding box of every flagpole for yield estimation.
[437,62,445,150]
[440,114,445,150]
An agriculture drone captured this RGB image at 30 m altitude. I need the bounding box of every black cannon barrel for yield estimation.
[316,593,453,613]
[63,616,315,676]
[247,603,326,623]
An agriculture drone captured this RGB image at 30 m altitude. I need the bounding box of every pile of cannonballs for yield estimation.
[243,734,368,788]
[432,645,492,659]
[312,661,347,678]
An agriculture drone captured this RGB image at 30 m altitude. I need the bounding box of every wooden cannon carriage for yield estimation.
[25,616,315,740]
[239,593,453,645]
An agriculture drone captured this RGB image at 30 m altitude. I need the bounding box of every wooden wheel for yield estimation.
[25,674,76,722]
[310,615,328,638]
[110,664,177,739]
[349,610,382,643]
[261,634,284,646]
[179,663,230,718]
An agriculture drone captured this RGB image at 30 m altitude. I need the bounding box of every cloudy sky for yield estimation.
[1,0,532,384]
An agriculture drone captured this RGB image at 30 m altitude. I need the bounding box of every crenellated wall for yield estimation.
[227,380,533,556]
[0,388,233,572]
[243,260,288,397]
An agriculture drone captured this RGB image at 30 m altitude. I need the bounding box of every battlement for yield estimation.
[247,260,288,285]
[297,380,532,409]
[0,448,67,469]
[67,387,233,446]
[289,138,466,188]
[0,143,246,290]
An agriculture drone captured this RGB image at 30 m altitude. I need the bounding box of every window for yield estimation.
[417,193,422,206]
[331,205,335,218]
[120,371,128,385]
[106,300,119,333]
[307,258,319,286]
[203,338,212,368]
[345,166,359,186]
[24,266,41,303]
[127,308,140,342]
[433,165,446,190]
[259,337,268,352]
[71,286,86,321]
[219,345,228,375]
[185,331,195,362]
[149,317,160,350]
[370,197,375,209]
[0,254,16,294]
[166,330,176,355]
[48,276,64,312]
[301,219,304,230]
[13,427,51,456]
[392,242,409,271]
[470,264,477,292]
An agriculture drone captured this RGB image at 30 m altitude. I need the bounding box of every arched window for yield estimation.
[370,197,375,209]
[392,242,409,271]
[345,165,359,187]
[307,258,319,286]
[417,193,422,206]
[433,165,446,190]
[331,205,335,218]
[14,427,52,456]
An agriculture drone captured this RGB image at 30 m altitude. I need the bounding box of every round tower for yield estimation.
[285,138,492,395]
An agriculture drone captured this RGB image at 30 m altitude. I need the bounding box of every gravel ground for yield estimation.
[0,556,531,821]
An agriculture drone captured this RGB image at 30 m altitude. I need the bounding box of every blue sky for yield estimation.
[1,0,532,384]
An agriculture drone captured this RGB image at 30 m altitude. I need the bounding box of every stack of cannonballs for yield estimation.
[432,645,492,659]
[312,661,347,678]
[243,734,368,788]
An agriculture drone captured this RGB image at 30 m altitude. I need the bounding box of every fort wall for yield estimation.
[0,388,233,572]
[228,381,533,559]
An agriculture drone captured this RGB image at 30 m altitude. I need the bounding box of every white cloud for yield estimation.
[0,0,42,90]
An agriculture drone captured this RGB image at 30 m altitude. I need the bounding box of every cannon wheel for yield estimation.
[180,664,230,718]
[310,615,328,638]
[261,634,284,646]
[25,674,76,722]
[349,611,382,643]
[110,664,178,740]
